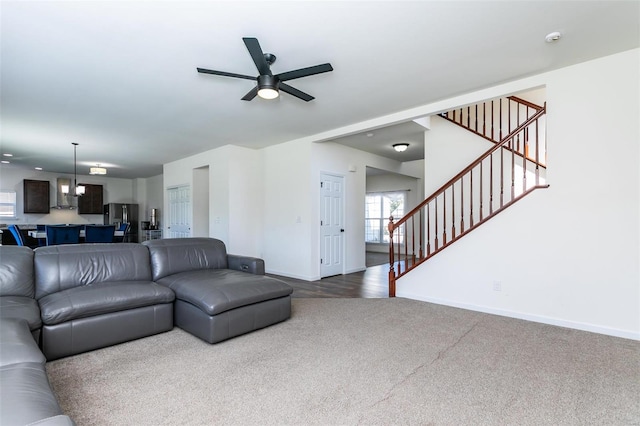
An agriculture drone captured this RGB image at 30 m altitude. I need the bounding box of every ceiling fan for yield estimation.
[197,37,333,102]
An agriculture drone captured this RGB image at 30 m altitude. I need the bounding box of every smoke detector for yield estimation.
[545,31,562,43]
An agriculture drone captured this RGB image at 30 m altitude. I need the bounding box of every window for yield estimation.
[0,190,17,218]
[365,191,406,243]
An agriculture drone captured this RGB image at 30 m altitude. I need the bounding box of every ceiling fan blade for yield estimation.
[197,68,256,81]
[279,83,314,102]
[243,37,271,76]
[276,63,333,82]
[241,86,259,101]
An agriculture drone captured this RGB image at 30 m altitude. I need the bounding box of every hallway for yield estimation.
[269,254,390,298]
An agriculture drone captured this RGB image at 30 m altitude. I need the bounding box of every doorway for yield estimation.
[365,167,422,269]
[192,167,210,237]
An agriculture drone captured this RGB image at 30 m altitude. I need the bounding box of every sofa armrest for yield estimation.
[227,255,265,275]
[26,415,76,426]
[0,318,45,367]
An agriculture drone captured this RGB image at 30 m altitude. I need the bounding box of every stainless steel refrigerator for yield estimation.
[103,203,139,242]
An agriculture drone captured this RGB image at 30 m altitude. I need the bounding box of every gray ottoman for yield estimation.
[144,238,292,343]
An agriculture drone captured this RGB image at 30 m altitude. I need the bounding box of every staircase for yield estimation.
[387,96,548,297]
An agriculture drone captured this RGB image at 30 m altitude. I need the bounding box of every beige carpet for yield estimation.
[46,298,640,425]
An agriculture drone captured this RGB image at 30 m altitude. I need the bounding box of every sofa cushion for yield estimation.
[156,269,292,316]
[0,245,35,298]
[144,238,228,281]
[0,363,64,425]
[34,243,153,299]
[0,295,42,331]
[0,318,45,367]
[38,281,175,326]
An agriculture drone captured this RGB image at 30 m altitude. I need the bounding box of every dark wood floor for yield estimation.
[268,256,391,298]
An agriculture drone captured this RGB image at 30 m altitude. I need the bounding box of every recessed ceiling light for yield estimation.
[90,164,107,175]
[545,31,562,43]
[1,160,10,164]
[2,153,13,157]
[35,167,43,171]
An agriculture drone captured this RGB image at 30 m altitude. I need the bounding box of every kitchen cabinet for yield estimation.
[78,184,103,214]
[23,179,50,213]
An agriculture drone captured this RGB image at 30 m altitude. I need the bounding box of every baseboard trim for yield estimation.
[265,269,319,281]
[397,291,640,341]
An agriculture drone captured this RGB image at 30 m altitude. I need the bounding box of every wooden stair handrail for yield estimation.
[388,103,547,297]
[393,106,546,230]
[507,95,544,111]
[439,97,546,169]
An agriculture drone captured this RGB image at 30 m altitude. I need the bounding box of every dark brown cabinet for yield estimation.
[23,179,50,213]
[78,184,103,214]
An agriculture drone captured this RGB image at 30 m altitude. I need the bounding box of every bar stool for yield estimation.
[45,225,82,246]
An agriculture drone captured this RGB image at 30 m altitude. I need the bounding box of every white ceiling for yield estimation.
[1,1,638,179]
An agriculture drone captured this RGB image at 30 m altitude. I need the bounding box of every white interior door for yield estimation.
[167,185,191,238]
[320,173,344,277]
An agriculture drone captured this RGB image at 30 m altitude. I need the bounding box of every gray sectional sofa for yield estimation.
[0,247,74,426]
[0,238,293,425]
[35,243,175,361]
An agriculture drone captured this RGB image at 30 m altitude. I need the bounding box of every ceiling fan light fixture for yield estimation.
[393,143,409,152]
[257,75,279,100]
[258,87,279,100]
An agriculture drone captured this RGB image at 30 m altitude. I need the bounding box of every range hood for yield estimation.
[51,178,76,210]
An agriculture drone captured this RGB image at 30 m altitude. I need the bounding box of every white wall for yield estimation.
[397,49,640,340]
[261,140,313,278]
[135,174,163,230]
[425,116,494,194]
[209,157,230,245]
[192,167,210,237]
[367,172,422,197]
[143,174,164,225]
[228,152,262,256]
[163,145,262,256]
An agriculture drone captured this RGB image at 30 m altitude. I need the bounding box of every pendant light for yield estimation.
[71,143,84,196]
